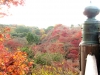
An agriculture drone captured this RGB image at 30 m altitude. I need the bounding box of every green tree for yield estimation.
[11,26,31,37]
[32,27,40,35]
[26,33,40,45]
[45,26,54,33]
[70,24,74,28]
[15,26,31,33]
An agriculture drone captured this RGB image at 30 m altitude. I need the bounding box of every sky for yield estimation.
[0,0,100,28]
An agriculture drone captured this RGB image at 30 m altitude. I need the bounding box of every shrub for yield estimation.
[34,53,64,65]
[21,47,34,60]
[34,53,52,65]
[52,53,63,61]
[32,65,79,75]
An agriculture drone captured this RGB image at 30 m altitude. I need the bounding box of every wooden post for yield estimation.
[79,6,100,75]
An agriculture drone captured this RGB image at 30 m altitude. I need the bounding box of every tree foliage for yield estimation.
[15,26,30,33]
[0,0,25,6]
[45,26,54,33]
[26,33,40,45]
[11,26,31,37]
[32,27,40,35]
[0,0,25,17]
[0,27,33,75]
[0,24,81,74]
[31,24,81,61]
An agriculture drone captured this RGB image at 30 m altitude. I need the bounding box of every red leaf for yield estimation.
[0,34,3,38]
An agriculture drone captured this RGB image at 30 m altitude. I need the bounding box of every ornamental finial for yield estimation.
[83,6,100,18]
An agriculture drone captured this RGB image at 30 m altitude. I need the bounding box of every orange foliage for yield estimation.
[0,27,33,75]
[4,27,11,32]
[0,51,33,75]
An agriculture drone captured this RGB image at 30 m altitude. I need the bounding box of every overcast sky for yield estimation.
[0,0,100,28]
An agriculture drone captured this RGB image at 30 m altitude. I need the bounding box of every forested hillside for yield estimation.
[0,24,81,75]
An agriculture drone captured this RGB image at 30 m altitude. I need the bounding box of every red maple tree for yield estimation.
[0,0,25,18]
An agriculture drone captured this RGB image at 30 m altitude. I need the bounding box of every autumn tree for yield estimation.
[0,0,25,18]
[0,0,25,5]
[0,27,34,75]
[40,29,45,35]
